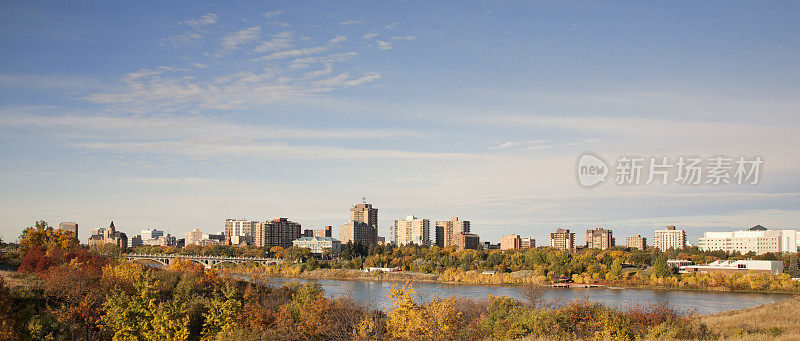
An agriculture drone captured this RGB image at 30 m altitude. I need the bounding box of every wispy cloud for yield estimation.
[253,46,328,62]
[362,32,379,39]
[488,140,552,150]
[262,10,282,19]
[289,52,358,70]
[312,72,381,88]
[0,111,422,141]
[329,35,348,44]
[221,26,261,51]
[0,73,102,92]
[385,22,398,30]
[252,35,347,62]
[254,31,293,53]
[76,140,473,161]
[375,40,392,50]
[182,13,218,29]
[392,35,416,40]
[341,20,363,25]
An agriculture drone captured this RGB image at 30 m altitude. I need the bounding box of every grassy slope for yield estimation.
[699,296,800,340]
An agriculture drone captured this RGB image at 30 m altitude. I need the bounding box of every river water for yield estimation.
[262,277,792,315]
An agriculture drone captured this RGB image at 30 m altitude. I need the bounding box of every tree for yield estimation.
[787,254,800,278]
[19,220,79,256]
[269,246,284,258]
[282,246,311,263]
[386,282,427,338]
[653,254,670,278]
[202,283,242,339]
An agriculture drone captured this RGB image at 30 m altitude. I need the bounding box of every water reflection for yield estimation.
[262,277,792,315]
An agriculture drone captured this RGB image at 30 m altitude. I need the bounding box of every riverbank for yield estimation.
[700,295,800,339]
[225,267,800,295]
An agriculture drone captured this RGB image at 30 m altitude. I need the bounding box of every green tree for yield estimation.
[786,254,800,278]
[653,254,670,278]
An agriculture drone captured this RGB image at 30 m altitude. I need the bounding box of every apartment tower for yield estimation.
[435,217,470,247]
[550,228,576,251]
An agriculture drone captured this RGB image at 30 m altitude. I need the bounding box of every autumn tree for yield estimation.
[269,246,284,258]
[19,220,79,256]
[386,282,427,338]
[202,282,242,339]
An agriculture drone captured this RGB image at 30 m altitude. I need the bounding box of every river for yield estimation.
[261,277,792,315]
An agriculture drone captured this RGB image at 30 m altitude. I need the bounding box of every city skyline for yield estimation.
[1,2,799,244]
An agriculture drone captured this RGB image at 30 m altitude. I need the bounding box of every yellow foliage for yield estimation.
[385,281,462,340]
[386,282,428,338]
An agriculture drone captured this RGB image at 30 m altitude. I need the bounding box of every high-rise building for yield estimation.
[131,235,143,247]
[58,222,78,240]
[140,229,164,241]
[339,221,378,246]
[586,228,614,250]
[453,233,480,250]
[698,225,799,255]
[550,228,575,251]
[350,202,378,230]
[224,219,258,245]
[654,226,687,250]
[501,234,522,250]
[435,217,470,247]
[88,221,128,250]
[304,226,332,238]
[626,235,646,250]
[394,215,430,246]
[521,237,535,249]
[255,218,302,249]
[185,228,204,246]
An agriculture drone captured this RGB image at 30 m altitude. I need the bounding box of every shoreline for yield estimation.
[226,268,800,296]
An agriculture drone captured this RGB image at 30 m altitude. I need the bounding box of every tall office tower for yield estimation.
[550,228,576,251]
[586,228,614,250]
[185,228,204,246]
[394,215,430,246]
[350,202,378,229]
[224,219,258,245]
[339,221,378,246]
[255,218,302,249]
[654,225,687,250]
[501,234,522,250]
[58,222,78,240]
[435,217,471,247]
[626,235,647,250]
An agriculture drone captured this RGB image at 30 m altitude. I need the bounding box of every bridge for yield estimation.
[125,253,281,269]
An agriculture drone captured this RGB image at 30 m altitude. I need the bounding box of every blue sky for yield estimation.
[1,1,799,245]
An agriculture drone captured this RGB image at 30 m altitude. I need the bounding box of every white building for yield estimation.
[698,225,798,254]
[680,260,784,275]
[140,229,164,240]
[293,236,342,255]
[653,225,686,250]
[224,219,258,245]
[185,229,203,246]
[394,215,430,246]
